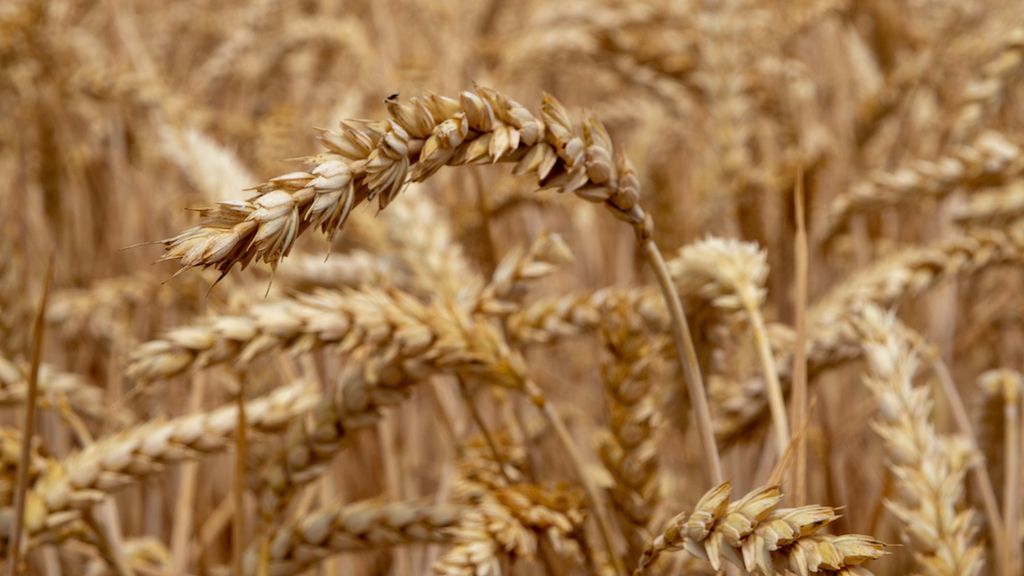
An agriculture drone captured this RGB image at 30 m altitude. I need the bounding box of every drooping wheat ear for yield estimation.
[160,87,648,275]
[474,233,573,316]
[245,499,460,576]
[0,355,107,422]
[19,382,318,545]
[851,305,984,576]
[161,84,721,484]
[252,302,527,522]
[824,131,1023,238]
[597,304,664,558]
[506,287,667,345]
[953,183,1024,227]
[435,478,587,576]
[947,26,1024,146]
[635,482,886,576]
[670,237,789,452]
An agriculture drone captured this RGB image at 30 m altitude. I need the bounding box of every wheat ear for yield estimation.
[18,383,317,546]
[852,305,984,576]
[635,482,886,575]
[670,237,790,454]
[246,499,460,576]
[159,86,721,485]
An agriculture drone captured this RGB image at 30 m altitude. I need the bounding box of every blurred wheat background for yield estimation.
[2,0,1024,574]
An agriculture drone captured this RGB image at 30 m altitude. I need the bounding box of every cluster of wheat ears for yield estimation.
[3,0,1024,574]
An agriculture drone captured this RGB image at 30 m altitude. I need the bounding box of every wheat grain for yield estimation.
[635,481,886,575]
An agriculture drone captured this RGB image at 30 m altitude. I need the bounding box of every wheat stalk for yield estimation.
[635,481,886,575]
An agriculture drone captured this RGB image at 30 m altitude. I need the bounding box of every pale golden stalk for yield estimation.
[635,482,886,575]
[247,499,460,576]
[979,370,1022,576]
[852,305,984,576]
[670,237,790,454]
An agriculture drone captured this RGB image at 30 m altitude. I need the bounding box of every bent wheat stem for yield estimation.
[647,239,723,485]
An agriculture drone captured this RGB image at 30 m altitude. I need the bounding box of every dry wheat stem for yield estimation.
[980,370,1022,576]
[635,481,886,575]
[6,254,51,575]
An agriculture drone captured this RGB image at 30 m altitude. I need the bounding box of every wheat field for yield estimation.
[1,0,1023,574]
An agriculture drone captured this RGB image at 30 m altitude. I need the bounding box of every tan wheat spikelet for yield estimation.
[253,302,528,521]
[0,355,107,422]
[435,480,587,576]
[160,87,650,276]
[474,233,573,316]
[246,499,460,576]
[947,25,1024,145]
[597,305,664,556]
[635,481,886,575]
[851,305,984,576]
[953,183,1024,227]
[18,382,318,545]
[506,287,666,346]
[824,131,1023,238]
[670,237,790,450]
